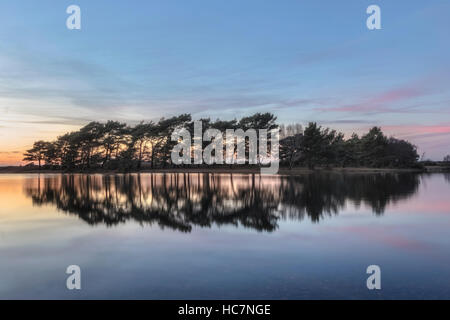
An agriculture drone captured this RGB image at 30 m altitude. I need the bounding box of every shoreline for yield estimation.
[1,166,448,175]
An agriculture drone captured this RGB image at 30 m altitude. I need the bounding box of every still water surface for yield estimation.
[0,173,449,299]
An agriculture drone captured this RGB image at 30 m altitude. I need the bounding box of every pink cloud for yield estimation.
[381,124,450,139]
[371,87,425,105]
[322,86,427,113]
[325,225,434,252]
[318,71,450,114]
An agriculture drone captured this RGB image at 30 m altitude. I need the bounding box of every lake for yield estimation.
[0,172,449,299]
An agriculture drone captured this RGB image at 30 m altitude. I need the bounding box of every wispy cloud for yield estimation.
[382,124,450,139]
[317,72,450,115]
[327,87,426,113]
[320,119,376,125]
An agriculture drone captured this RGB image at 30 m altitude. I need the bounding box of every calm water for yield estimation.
[0,172,449,299]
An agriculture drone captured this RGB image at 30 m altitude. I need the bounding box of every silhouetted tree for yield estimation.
[100,120,128,168]
[280,124,303,169]
[23,141,48,169]
[130,122,154,169]
[341,133,361,167]
[385,138,419,167]
[360,127,388,167]
[300,123,335,169]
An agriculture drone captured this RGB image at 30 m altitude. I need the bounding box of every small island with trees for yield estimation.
[1,112,449,174]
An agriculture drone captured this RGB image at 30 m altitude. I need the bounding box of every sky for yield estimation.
[0,0,449,165]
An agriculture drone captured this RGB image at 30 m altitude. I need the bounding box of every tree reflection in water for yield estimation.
[445,173,450,184]
[23,173,420,232]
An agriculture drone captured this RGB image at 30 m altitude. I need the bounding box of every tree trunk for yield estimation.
[137,142,143,169]
[150,147,155,169]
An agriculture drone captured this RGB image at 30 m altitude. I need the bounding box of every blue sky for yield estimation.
[0,0,449,164]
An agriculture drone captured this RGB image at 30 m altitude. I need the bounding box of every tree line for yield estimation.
[23,112,420,171]
[279,122,420,169]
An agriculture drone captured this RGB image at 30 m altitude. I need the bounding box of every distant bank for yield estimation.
[1,166,448,175]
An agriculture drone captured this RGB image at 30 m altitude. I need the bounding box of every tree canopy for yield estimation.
[23,113,420,171]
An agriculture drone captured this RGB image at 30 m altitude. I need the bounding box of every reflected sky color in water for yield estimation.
[0,173,449,299]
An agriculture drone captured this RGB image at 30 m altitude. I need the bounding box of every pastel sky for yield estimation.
[0,0,449,165]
